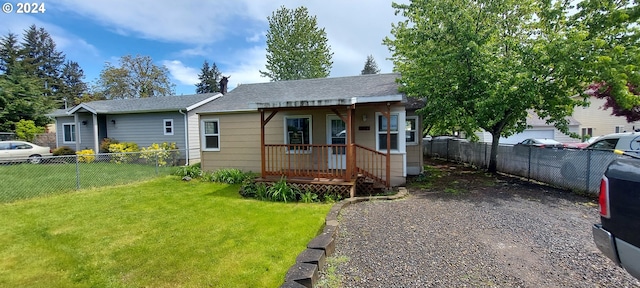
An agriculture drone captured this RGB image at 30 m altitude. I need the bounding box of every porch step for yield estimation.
[355,174,385,196]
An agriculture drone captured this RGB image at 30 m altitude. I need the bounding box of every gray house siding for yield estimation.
[55,116,75,148]
[105,112,186,150]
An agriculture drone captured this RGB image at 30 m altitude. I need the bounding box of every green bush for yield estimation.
[209,168,252,184]
[173,165,202,178]
[53,146,75,156]
[300,189,319,203]
[266,177,300,203]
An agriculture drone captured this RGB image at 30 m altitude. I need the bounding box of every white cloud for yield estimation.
[162,60,200,85]
[221,46,268,90]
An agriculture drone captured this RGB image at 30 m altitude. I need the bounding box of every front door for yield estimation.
[327,115,346,170]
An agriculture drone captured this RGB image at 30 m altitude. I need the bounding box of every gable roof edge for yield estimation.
[186,93,223,111]
[67,103,96,115]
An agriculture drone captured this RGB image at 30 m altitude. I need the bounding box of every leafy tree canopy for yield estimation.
[260,6,333,81]
[385,0,637,172]
[97,55,175,99]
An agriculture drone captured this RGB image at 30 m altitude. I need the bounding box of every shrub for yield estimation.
[209,168,252,184]
[100,138,118,153]
[300,189,319,203]
[266,177,300,203]
[140,142,179,167]
[76,149,95,163]
[15,119,44,142]
[108,142,139,164]
[53,146,75,156]
[173,164,202,178]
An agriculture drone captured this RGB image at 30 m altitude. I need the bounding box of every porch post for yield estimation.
[345,106,353,181]
[386,104,391,187]
[260,109,266,178]
[92,113,99,153]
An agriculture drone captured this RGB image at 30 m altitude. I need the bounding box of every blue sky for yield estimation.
[1,0,407,95]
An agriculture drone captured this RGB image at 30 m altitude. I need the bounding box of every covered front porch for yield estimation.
[258,102,403,192]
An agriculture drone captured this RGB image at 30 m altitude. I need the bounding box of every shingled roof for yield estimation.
[66,93,221,115]
[194,73,407,114]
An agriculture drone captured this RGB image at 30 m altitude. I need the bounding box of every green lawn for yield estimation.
[0,162,173,203]
[0,177,332,287]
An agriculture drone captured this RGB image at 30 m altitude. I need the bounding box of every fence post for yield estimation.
[586,149,591,192]
[155,151,159,175]
[527,146,532,180]
[446,139,450,161]
[75,154,80,190]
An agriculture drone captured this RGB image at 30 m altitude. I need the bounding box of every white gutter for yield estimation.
[179,109,189,165]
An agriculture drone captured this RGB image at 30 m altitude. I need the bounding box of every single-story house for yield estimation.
[48,93,221,164]
[193,73,424,188]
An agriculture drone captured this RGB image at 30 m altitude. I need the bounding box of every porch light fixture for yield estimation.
[111,120,116,125]
[81,121,87,125]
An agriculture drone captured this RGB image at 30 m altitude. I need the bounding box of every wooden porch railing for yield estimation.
[354,144,389,187]
[263,144,390,187]
[264,144,348,180]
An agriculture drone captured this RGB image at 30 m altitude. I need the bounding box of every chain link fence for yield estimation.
[424,139,622,195]
[1,149,193,203]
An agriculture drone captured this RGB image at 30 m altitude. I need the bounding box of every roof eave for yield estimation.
[186,93,223,111]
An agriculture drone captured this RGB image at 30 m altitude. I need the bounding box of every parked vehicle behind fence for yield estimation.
[0,141,53,164]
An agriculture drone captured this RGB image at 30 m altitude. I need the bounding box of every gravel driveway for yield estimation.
[318,159,640,287]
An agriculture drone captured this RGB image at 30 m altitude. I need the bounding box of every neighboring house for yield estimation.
[48,93,221,164]
[572,96,640,139]
[193,73,425,188]
[471,111,580,144]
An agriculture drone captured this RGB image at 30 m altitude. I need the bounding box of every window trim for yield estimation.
[164,119,174,136]
[62,123,76,144]
[375,112,406,152]
[406,116,419,145]
[284,115,313,154]
[201,119,220,151]
[615,125,625,133]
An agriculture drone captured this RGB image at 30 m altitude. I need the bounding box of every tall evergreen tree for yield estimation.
[20,25,65,102]
[59,60,88,106]
[195,60,221,94]
[0,33,21,75]
[260,6,333,81]
[0,61,54,131]
[361,55,380,75]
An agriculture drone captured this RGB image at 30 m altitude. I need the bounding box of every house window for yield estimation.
[164,119,174,135]
[284,116,312,152]
[581,128,593,141]
[377,114,399,150]
[202,120,220,151]
[406,116,418,145]
[63,123,76,143]
[615,125,625,133]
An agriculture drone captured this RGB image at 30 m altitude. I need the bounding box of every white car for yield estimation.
[0,141,53,164]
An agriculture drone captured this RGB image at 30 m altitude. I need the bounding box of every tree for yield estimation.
[15,119,44,142]
[195,60,221,94]
[260,6,333,81]
[97,55,175,99]
[573,0,640,122]
[0,61,54,131]
[59,60,88,105]
[0,33,21,75]
[20,25,66,102]
[361,55,380,75]
[384,0,604,172]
